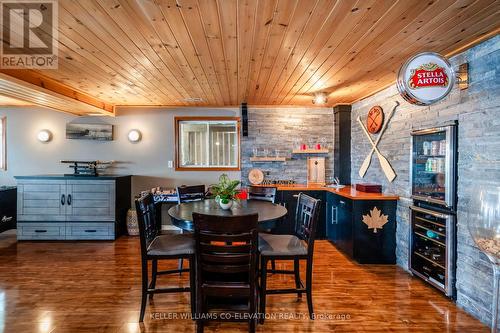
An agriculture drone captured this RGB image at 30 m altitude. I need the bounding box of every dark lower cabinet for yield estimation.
[0,187,17,233]
[274,189,396,262]
[326,191,397,264]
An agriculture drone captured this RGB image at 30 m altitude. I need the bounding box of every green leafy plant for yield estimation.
[210,174,241,204]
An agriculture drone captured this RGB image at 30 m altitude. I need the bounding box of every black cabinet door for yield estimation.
[352,200,396,264]
[336,197,353,257]
[0,188,17,233]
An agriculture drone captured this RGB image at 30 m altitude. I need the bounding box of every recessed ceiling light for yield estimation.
[183,97,203,103]
[312,92,328,105]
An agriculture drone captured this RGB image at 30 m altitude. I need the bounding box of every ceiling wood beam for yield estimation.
[0,71,115,116]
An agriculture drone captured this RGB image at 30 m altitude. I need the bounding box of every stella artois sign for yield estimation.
[397,52,454,105]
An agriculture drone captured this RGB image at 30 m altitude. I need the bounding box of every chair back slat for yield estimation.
[201,253,251,264]
[200,243,253,253]
[193,213,258,286]
[176,185,206,203]
[199,232,253,243]
[135,194,159,256]
[248,186,277,203]
[294,193,321,253]
[201,263,251,274]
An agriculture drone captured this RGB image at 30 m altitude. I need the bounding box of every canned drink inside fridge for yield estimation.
[431,141,440,156]
[439,140,447,155]
[423,141,431,155]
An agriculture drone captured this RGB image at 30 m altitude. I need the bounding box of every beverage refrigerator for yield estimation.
[409,122,458,297]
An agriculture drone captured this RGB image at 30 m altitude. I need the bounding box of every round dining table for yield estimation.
[167,199,288,232]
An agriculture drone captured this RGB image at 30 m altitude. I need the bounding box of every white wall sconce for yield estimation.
[37,129,52,143]
[312,92,328,105]
[127,129,142,143]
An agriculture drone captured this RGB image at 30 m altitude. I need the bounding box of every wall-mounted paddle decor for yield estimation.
[357,101,399,182]
[397,52,454,106]
[66,123,113,141]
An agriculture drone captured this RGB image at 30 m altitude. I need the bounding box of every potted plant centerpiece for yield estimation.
[211,174,241,210]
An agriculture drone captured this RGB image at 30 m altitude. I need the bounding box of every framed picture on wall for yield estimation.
[0,117,5,170]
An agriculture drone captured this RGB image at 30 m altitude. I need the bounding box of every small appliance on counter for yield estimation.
[61,160,114,176]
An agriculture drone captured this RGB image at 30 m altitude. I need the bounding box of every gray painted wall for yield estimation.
[241,107,334,186]
[0,106,240,196]
[351,35,499,325]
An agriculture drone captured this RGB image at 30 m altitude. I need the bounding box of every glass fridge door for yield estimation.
[411,125,456,208]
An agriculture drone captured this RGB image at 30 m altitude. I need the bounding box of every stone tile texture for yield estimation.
[241,107,334,186]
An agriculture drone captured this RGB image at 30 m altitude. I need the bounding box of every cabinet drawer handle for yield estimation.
[84,230,97,233]
[292,194,299,198]
[61,194,66,206]
[339,200,346,205]
[67,194,72,206]
[35,230,47,233]
[331,206,338,224]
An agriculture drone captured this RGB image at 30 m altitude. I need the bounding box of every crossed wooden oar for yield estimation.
[357,101,399,182]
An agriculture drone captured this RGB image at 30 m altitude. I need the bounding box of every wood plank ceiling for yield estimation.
[2,0,500,111]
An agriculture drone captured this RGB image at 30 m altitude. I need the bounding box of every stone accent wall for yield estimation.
[351,36,499,325]
[241,107,334,186]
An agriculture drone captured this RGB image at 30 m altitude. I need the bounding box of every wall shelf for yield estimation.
[292,149,329,154]
[250,157,287,163]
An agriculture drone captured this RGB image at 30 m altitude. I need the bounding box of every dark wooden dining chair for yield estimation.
[248,186,277,203]
[175,184,206,273]
[135,193,195,322]
[258,192,321,322]
[176,185,206,203]
[248,186,278,271]
[193,212,259,333]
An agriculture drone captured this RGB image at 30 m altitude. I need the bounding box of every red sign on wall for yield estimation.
[408,63,449,89]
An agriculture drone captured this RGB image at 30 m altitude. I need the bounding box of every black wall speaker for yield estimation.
[241,103,248,137]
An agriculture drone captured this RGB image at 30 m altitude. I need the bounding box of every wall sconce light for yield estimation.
[127,129,142,143]
[37,129,52,143]
[312,92,328,105]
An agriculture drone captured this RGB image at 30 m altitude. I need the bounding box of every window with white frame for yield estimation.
[175,117,240,170]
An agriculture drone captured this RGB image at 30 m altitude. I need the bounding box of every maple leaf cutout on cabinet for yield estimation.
[362,207,388,233]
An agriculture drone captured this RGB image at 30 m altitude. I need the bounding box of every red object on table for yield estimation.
[355,183,382,193]
[236,189,248,200]
[315,143,321,150]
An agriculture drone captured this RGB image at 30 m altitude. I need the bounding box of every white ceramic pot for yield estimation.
[219,200,233,210]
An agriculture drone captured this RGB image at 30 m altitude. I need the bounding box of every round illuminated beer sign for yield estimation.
[397,52,454,106]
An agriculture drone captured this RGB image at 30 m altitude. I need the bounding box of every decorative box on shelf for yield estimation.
[292,149,329,154]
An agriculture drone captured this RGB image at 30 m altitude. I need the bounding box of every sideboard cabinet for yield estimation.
[15,175,131,240]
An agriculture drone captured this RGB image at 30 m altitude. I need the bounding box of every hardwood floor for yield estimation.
[0,231,488,333]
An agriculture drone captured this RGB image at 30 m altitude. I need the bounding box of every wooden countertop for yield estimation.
[253,184,399,201]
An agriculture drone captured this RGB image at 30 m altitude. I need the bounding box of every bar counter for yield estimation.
[253,184,399,201]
